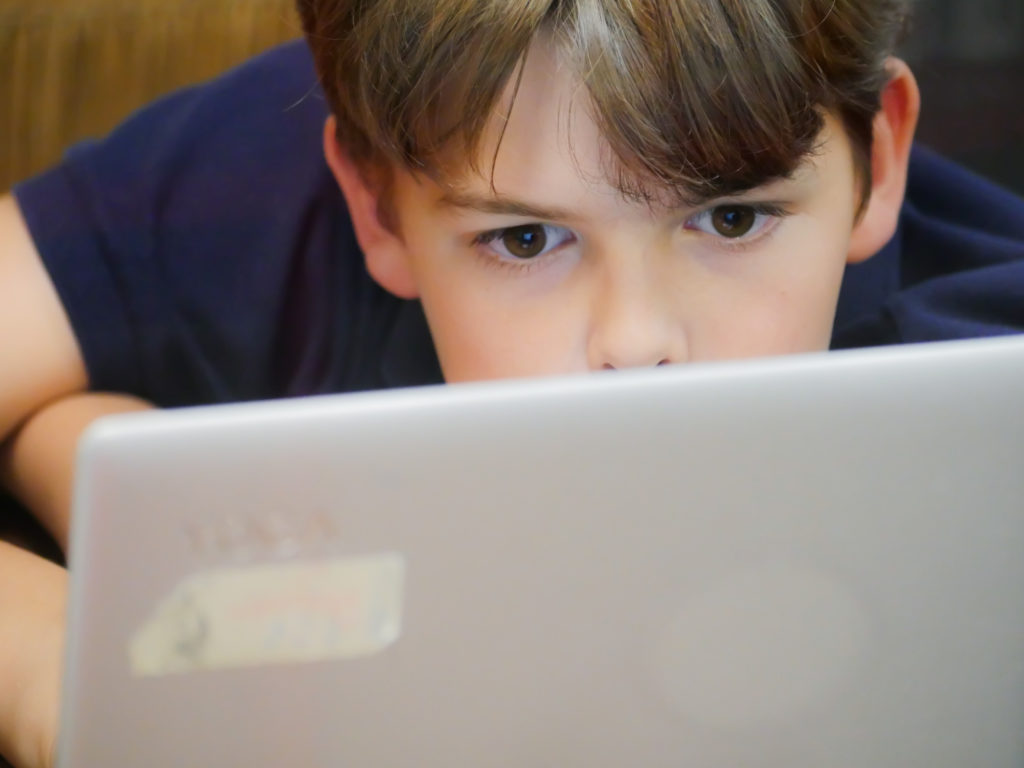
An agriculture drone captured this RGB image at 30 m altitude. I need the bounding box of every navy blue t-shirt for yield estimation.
[13,40,1024,408]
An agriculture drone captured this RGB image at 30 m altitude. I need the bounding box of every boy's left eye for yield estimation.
[686,204,784,240]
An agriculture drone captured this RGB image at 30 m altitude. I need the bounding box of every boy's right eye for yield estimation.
[474,224,576,262]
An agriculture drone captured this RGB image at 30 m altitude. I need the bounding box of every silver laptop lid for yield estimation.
[60,337,1024,767]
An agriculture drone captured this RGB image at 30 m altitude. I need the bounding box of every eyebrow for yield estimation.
[436,168,805,221]
[436,190,578,221]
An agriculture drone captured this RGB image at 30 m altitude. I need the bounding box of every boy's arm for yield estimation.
[1,187,148,768]
[0,542,65,768]
[0,192,85,768]
[2,394,153,551]
[0,194,88,441]
[0,394,153,768]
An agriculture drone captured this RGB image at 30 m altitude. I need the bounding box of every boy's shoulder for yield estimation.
[834,146,1024,349]
[11,40,423,406]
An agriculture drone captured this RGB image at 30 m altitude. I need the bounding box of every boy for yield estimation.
[0,1,1022,766]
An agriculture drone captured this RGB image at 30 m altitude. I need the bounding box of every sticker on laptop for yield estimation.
[129,553,405,677]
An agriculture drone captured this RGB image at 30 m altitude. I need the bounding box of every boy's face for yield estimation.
[351,41,875,383]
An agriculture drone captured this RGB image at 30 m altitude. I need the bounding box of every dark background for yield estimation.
[902,0,1024,195]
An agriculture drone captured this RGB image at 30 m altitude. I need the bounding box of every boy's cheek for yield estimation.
[425,297,589,382]
[686,269,846,362]
[696,313,835,362]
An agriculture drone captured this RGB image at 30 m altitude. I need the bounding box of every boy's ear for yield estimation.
[847,58,921,264]
[322,117,419,298]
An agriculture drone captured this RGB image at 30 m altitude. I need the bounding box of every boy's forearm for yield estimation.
[0,542,65,768]
[0,394,154,768]
[1,394,153,551]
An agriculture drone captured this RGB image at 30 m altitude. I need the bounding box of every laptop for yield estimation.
[58,336,1024,767]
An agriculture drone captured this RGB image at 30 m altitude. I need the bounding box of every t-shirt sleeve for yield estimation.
[13,41,369,407]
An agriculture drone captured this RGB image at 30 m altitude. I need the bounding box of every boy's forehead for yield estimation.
[416,44,658,215]
[422,133,830,223]
[413,35,835,218]
[436,39,611,199]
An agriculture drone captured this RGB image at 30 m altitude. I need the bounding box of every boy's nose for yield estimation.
[585,263,688,370]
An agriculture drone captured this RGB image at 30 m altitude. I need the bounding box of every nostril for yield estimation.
[602,361,670,370]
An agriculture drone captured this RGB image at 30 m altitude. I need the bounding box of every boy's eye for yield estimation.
[686,204,784,241]
[476,224,576,261]
[711,206,757,237]
[504,225,548,258]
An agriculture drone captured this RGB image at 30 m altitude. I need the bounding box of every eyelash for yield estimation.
[471,202,794,271]
[684,203,793,253]
[471,225,574,273]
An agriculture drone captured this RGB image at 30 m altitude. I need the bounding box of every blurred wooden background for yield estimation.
[0,0,301,191]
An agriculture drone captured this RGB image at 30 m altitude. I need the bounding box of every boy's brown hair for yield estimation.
[296,0,910,208]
